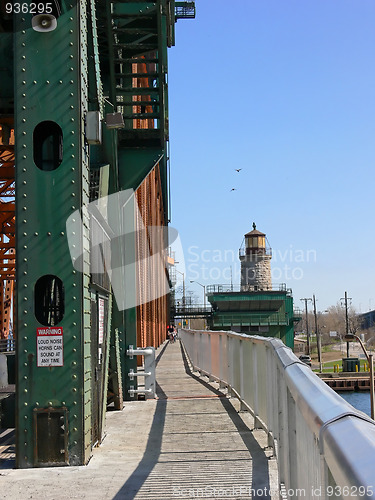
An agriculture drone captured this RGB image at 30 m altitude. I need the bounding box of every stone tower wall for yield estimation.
[240,255,272,290]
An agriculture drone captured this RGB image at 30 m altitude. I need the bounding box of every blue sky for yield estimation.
[167,0,375,313]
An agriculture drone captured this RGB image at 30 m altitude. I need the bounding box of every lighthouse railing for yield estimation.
[179,328,375,499]
[205,283,290,294]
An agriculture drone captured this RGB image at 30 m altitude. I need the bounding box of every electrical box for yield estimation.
[86,111,102,144]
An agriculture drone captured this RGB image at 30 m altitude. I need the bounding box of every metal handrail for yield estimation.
[206,283,291,294]
[180,329,375,498]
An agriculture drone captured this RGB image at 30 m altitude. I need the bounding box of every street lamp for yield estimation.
[344,333,374,420]
[190,281,206,309]
[175,269,185,307]
[190,281,206,329]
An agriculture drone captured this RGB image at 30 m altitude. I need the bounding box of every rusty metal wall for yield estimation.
[135,165,168,350]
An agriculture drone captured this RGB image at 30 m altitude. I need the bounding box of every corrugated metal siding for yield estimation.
[135,165,168,350]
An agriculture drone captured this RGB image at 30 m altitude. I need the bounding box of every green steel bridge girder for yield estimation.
[15,2,92,467]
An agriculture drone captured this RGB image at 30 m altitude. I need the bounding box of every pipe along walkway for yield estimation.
[0,339,278,499]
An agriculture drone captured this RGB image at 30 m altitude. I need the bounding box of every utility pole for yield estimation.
[301,298,312,355]
[340,291,352,358]
[313,295,322,372]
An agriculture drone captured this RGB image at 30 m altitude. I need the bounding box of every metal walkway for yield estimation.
[0,340,278,499]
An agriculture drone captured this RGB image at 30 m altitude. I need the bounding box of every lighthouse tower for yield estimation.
[239,223,272,291]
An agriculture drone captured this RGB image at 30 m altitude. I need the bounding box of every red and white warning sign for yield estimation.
[37,327,64,367]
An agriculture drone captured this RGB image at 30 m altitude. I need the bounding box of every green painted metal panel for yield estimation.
[14,0,91,467]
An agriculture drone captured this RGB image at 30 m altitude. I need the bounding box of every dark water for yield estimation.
[337,391,371,418]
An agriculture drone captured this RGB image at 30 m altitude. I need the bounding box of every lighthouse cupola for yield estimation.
[239,223,272,291]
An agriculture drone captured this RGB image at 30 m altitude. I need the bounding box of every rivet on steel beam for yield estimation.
[60,232,65,236]
[72,335,77,339]
[24,363,27,366]
[72,375,77,379]
[24,349,27,352]
[35,402,39,406]
[24,389,27,393]
[69,17,73,20]
[22,30,26,34]
[22,68,26,72]
[22,106,26,110]
[22,132,26,135]
[46,80,50,84]
[71,130,75,134]
[23,232,27,236]
[22,93,26,96]
[59,80,63,84]
[72,283,77,287]
[23,195,27,198]
[71,167,75,171]
[62,401,65,405]
[73,440,77,445]
[73,427,78,432]
[22,168,26,172]
[48,401,53,406]
[70,80,74,84]
[23,180,27,183]
[22,43,25,46]
[71,155,75,158]
[23,285,27,288]
[71,192,76,196]
[71,180,75,184]
[23,220,27,223]
[72,361,77,366]
[70,55,74,59]
[73,414,77,419]
[70,30,73,33]
[23,155,27,159]
[72,348,77,352]
[24,402,27,406]
[72,206,75,209]
[33,80,37,84]
[71,118,74,122]
[72,309,76,313]
[24,297,27,301]
[70,67,74,71]
[22,55,26,59]
[70,106,74,109]
[23,258,27,261]
[34,232,38,236]
[69,42,73,46]
[47,232,51,236]
[73,296,76,300]
[22,118,26,122]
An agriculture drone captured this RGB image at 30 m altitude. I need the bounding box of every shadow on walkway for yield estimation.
[113,341,272,499]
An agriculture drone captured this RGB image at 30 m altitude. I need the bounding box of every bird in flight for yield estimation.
[235,169,242,172]
[230,188,237,191]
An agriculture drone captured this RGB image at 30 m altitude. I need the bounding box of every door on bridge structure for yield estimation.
[90,293,109,447]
